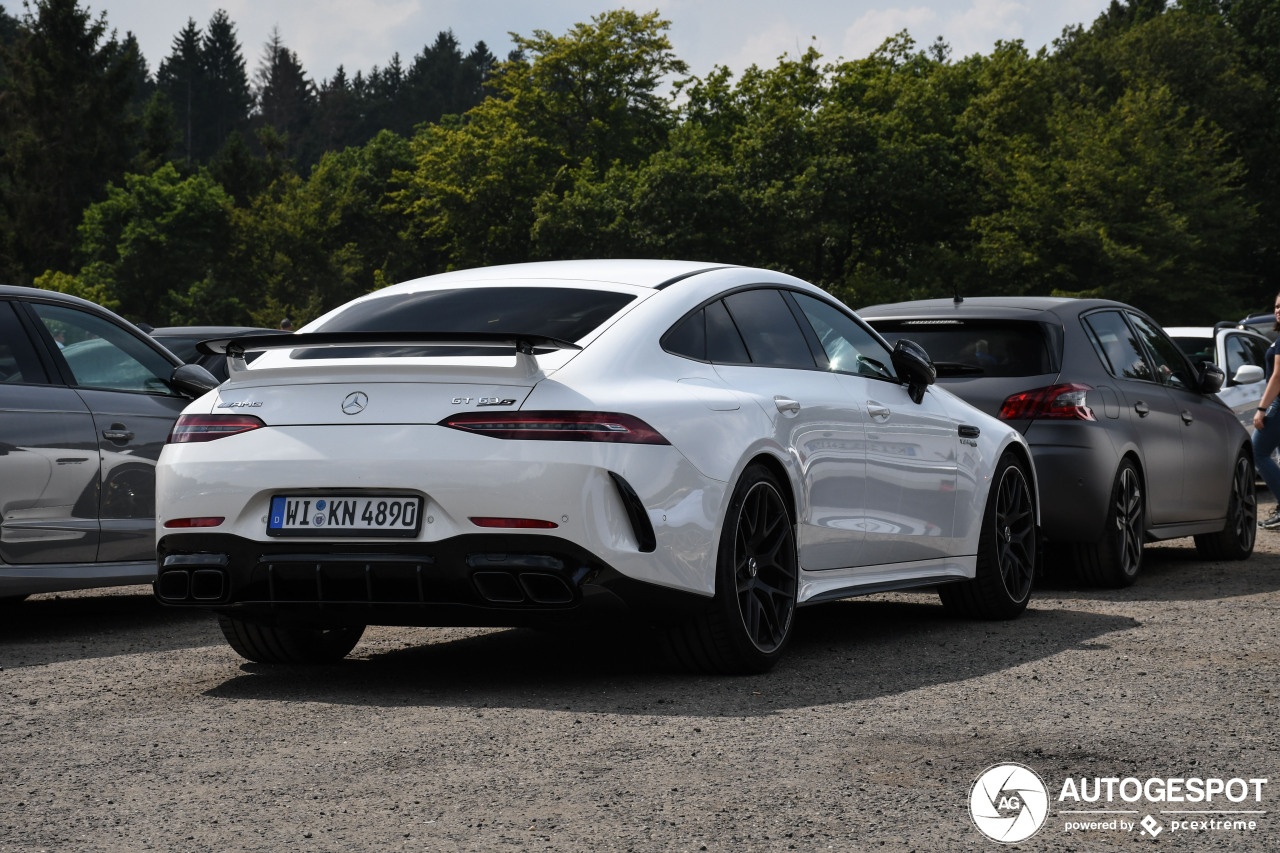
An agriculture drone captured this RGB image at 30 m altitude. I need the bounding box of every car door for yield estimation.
[788,292,961,567]
[1082,310,1186,526]
[1220,332,1267,430]
[0,299,101,566]
[25,300,192,562]
[1127,312,1235,522]
[701,288,869,572]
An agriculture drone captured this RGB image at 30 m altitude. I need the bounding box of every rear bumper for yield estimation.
[1025,424,1121,543]
[154,532,710,628]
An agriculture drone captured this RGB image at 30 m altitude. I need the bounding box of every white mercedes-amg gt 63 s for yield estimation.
[153,260,1039,673]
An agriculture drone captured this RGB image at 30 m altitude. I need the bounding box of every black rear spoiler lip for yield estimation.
[197,332,584,358]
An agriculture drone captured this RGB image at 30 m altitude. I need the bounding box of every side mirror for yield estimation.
[890,339,936,404]
[170,363,219,397]
[1232,364,1264,386]
[1198,361,1225,395]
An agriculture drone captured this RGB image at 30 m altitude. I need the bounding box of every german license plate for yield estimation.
[267,495,422,537]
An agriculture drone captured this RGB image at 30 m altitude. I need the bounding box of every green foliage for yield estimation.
[64,162,236,324]
[6,4,1280,328]
[0,0,140,285]
[231,130,417,325]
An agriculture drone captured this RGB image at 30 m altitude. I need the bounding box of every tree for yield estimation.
[155,19,203,163]
[0,0,140,285]
[37,162,237,324]
[200,10,252,161]
[253,27,315,164]
[231,131,418,325]
[395,10,687,269]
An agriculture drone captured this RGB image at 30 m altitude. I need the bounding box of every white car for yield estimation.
[1166,325,1270,431]
[153,261,1039,673]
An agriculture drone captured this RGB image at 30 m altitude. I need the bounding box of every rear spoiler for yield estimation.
[197,331,583,379]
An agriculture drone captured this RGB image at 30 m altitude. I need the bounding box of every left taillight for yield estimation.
[440,411,670,444]
[168,413,266,443]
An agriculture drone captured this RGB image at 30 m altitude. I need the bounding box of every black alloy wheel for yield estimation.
[1075,461,1145,588]
[218,615,365,664]
[1194,451,1257,561]
[660,464,798,674]
[939,452,1036,619]
[731,477,798,654]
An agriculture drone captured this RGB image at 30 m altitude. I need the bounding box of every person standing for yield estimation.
[1253,291,1280,528]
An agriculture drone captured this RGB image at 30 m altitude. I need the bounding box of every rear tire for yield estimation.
[661,464,798,674]
[939,451,1036,619]
[217,615,364,664]
[1073,460,1145,587]
[1194,450,1256,561]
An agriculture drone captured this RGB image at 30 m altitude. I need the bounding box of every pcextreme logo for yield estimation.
[969,764,1269,843]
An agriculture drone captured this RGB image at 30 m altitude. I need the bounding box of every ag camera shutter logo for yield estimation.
[969,763,1050,843]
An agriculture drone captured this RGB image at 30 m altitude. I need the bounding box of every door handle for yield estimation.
[773,396,801,416]
[1181,410,1194,425]
[102,424,134,443]
[867,402,891,422]
[1134,401,1150,417]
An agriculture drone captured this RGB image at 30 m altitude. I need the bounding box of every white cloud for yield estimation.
[841,7,939,60]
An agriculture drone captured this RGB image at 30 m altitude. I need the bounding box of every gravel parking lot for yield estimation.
[3,534,1278,852]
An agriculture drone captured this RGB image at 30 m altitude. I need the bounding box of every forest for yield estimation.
[1,0,1278,329]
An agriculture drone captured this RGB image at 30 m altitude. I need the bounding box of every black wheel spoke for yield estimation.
[730,479,796,653]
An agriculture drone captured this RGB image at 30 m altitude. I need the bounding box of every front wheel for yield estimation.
[1193,450,1256,561]
[661,464,798,674]
[939,451,1036,619]
[1073,460,1145,587]
[217,615,364,664]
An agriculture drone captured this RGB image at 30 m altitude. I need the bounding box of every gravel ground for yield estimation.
[2,532,1278,852]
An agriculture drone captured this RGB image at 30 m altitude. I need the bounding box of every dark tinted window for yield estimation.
[31,302,175,394]
[791,293,895,380]
[1171,335,1215,366]
[0,301,50,384]
[705,300,750,363]
[663,308,707,361]
[1128,313,1194,390]
[870,319,1053,377]
[1083,311,1153,381]
[314,287,633,340]
[722,289,816,368]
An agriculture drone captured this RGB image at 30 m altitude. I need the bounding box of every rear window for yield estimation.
[302,286,635,358]
[868,319,1055,377]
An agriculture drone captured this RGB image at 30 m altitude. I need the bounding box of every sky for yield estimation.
[84,0,1116,82]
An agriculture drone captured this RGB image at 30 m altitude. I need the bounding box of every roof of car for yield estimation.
[387,260,737,292]
[1165,326,1271,339]
[149,326,276,336]
[857,295,1138,320]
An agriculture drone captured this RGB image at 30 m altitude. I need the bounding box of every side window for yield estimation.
[1224,335,1253,378]
[30,302,176,395]
[1083,311,1153,382]
[791,292,896,381]
[663,308,707,361]
[1242,335,1270,369]
[0,301,51,385]
[705,300,750,363]
[1127,313,1194,390]
[721,289,816,368]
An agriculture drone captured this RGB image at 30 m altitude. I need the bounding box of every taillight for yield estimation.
[168,414,266,443]
[441,411,670,444]
[999,384,1096,421]
[470,517,558,529]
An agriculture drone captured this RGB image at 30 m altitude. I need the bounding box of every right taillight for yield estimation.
[168,413,266,443]
[999,383,1096,421]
